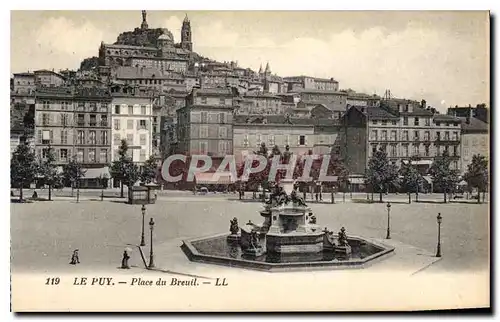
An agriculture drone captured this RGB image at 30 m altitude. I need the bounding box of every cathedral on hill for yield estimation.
[98,11,194,73]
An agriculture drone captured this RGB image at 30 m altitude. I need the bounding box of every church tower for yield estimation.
[141,10,149,29]
[181,14,193,51]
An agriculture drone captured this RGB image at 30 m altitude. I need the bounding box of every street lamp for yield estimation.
[148,217,155,268]
[386,202,391,239]
[140,204,146,246]
[436,213,442,257]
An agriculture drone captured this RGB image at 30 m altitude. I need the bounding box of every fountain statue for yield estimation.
[227,217,241,243]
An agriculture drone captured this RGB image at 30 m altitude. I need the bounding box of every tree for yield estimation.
[429,150,459,203]
[366,148,399,202]
[62,156,86,201]
[464,154,488,204]
[335,159,350,202]
[10,142,38,201]
[399,158,423,204]
[38,145,62,201]
[140,155,158,184]
[110,140,139,197]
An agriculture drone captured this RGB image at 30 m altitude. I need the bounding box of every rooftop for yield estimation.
[293,88,347,95]
[458,117,488,133]
[433,114,462,122]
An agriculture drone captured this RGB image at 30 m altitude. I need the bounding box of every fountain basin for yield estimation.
[181,233,395,272]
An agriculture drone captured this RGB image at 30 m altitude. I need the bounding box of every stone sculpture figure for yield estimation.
[266,184,289,206]
[290,189,307,207]
[229,217,239,235]
[249,230,260,249]
[338,227,349,246]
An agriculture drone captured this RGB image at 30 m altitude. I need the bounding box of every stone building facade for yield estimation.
[176,88,235,158]
[458,117,488,174]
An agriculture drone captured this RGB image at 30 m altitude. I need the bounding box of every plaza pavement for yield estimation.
[11,196,489,275]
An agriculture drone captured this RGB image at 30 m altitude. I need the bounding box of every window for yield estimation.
[77,102,85,111]
[114,105,120,114]
[140,134,146,146]
[77,114,85,126]
[372,120,378,125]
[285,135,290,146]
[42,101,50,109]
[453,146,458,156]
[381,130,387,141]
[127,120,134,130]
[381,120,387,126]
[127,134,134,145]
[77,131,85,145]
[414,130,419,141]
[403,117,408,126]
[444,132,450,140]
[219,98,225,105]
[390,144,397,157]
[140,149,146,162]
[219,127,227,138]
[436,131,441,141]
[141,105,147,115]
[425,118,431,126]
[371,144,377,156]
[98,115,107,127]
[42,148,50,159]
[390,130,397,141]
[402,130,409,141]
[413,144,419,156]
[200,126,208,137]
[201,112,208,123]
[436,122,441,126]
[100,149,107,163]
[243,134,249,148]
[101,131,108,145]
[113,134,121,145]
[391,120,397,125]
[371,130,378,141]
[88,149,96,162]
[201,97,207,104]
[61,130,68,144]
[219,113,226,123]
[446,122,450,127]
[90,114,97,126]
[424,131,430,141]
[60,149,68,160]
[90,102,97,112]
[425,145,430,157]
[453,161,458,169]
[139,120,147,129]
[60,113,67,126]
[128,105,133,115]
[269,135,275,146]
[100,103,108,113]
[199,141,208,154]
[218,141,227,154]
[42,113,50,126]
[114,119,120,130]
[89,131,96,145]
[77,149,84,162]
[402,144,409,157]
[414,117,419,126]
[299,135,306,146]
[453,132,459,141]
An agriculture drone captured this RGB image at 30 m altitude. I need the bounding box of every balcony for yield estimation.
[100,121,109,127]
[76,121,85,127]
[435,139,460,145]
[89,122,97,127]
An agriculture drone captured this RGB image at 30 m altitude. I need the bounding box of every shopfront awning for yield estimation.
[423,176,433,184]
[82,166,110,179]
[194,172,236,185]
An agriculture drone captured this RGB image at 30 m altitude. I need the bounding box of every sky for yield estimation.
[10,10,489,112]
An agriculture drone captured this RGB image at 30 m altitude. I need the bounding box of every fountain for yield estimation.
[182,179,394,271]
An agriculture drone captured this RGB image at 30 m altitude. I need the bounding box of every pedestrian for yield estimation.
[70,249,80,265]
[121,249,130,269]
[32,191,38,199]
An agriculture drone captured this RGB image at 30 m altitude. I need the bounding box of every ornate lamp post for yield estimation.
[140,204,146,246]
[148,217,155,268]
[436,213,442,257]
[386,202,391,239]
